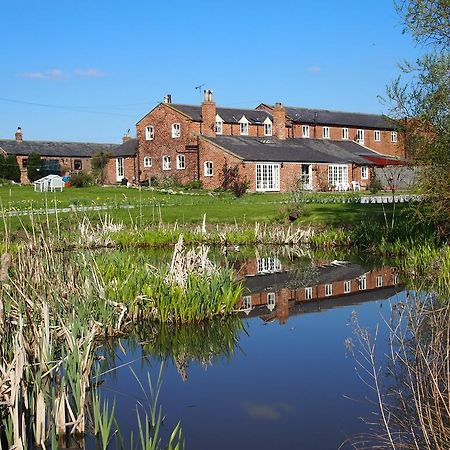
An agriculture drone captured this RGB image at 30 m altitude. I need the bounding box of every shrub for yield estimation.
[184,179,203,190]
[91,151,111,184]
[27,152,42,182]
[221,162,249,197]
[4,155,21,182]
[368,176,383,194]
[70,171,94,187]
[231,178,249,198]
[159,175,181,189]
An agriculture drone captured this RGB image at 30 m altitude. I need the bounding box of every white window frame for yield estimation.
[267,292,276,310]
[302,125,310,138]
[393,273,399,285]
[323,126,330,139]
[116,157,124,182]
[391,131,398,143]
[342,127,349,140]
[325,284,333,297]
[239,116,249,136]
[242,295,252,310]
[256,163,280,192]
[305,287,313,300]
[145,125,154,141]
[263,118,272,136]
[344,280,351,294]
[374,130,381,142]
[376,276,383,288]
[361,166,369,180]
[328,164,348,187]
[204,161,213,177]
[143,156,152,168]
[257,257,282,273]
[358,275,367,291]
[176,154,185,170]
[356,129,364,143]
[215,115,223,134]
[162,155,171,171]
[171,123,181,138]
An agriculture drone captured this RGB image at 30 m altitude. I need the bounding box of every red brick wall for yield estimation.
[104,156,137,185]
[136,104,200,184]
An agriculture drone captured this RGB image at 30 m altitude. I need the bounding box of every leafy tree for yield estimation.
[27,152,42,182]
[5,155,21,182]
[386,0,450,238]
[91,151,111,184]
[0,155,6,180]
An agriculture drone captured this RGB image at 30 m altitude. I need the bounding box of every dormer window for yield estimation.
[302,125,310,138]
[239,116,249,135]
[263,118,272,136]
[215,115,223,134]
[172,123,181,138]
[145,126,154,140]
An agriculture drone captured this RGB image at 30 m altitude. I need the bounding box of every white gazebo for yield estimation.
[33,175,64,192]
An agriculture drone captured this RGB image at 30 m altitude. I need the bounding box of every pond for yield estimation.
[93,248,407,449]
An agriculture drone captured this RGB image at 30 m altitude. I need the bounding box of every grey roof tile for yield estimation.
[202,135,379,165]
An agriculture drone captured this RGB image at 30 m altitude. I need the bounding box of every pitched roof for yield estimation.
[282,106,398,130]
[0,139,119,158]
[201,135,381,165]
[108,138,138,157]
[168,104,273,124]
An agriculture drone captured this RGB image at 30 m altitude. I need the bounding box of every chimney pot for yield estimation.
[164,94,172,104]
[122,133,131,143]
[15,127,23,142]
[203,89,214,103]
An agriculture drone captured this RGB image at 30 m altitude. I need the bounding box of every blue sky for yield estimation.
[0,0,422,143]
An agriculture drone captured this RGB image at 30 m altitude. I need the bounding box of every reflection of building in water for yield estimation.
[238,260,399,324]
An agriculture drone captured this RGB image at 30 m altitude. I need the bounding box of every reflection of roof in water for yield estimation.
[243,263,369,294]
[240,286,402,320]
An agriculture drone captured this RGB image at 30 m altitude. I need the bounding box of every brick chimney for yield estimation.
[273,103,286,140]
[201,89,216,137]
[122,130,131,143]
[15,127,23,141]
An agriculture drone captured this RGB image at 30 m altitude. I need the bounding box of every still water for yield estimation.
[96,250,407,449]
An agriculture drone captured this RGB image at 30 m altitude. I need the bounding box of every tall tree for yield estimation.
[91,151,111,184]
[387,0,450,238]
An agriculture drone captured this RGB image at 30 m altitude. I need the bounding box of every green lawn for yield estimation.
[0,184,408,234]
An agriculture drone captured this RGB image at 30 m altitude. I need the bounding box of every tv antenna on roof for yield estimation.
[195,84,205,100]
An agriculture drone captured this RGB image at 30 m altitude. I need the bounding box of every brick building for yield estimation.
[0,128,136,184]
[129,90,403,192]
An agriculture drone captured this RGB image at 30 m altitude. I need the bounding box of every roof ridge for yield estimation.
[284,105,391,118]
[0,139,117,145]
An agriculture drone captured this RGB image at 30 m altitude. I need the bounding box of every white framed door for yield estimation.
[301,164,312,190]
[116,158,124,182]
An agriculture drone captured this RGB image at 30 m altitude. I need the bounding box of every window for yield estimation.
[172,123,181,138]
[215,115,223,134]
[305,287,313,300]
[391,131,398,143]
[145,126,154,140]
[328,164,348,187]
[393,273,399,285]
[162,155,171,170]
[204,161,213,177]
[256,163,280,192]
[143,156,152,168]
[356,129,364,143]
[239,117,249,135]
[74,160,82,171]
[342,128,349,140]
[302,125,310,138]
[264,118,272,136]
[376,276,383,288]
[374,130,381,142]
[116,157,124,181]
[176,154,185,170]
[22,158,28,168]
[267,292,276,310]
[257,257,282,273]
[361,166,369,180]
[344,280,351,294]
[358,275,367,291]
[325,284,333,297]
[323,126,330,139]
[242,295,252,310]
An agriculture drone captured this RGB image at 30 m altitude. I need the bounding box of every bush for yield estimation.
[184,179,203,190]
[4,155,21,182]
[159,175,181,189]
[368,176,383,194]
[27,153,42,182]
[70,171,94,187]
[231,179,249,198]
